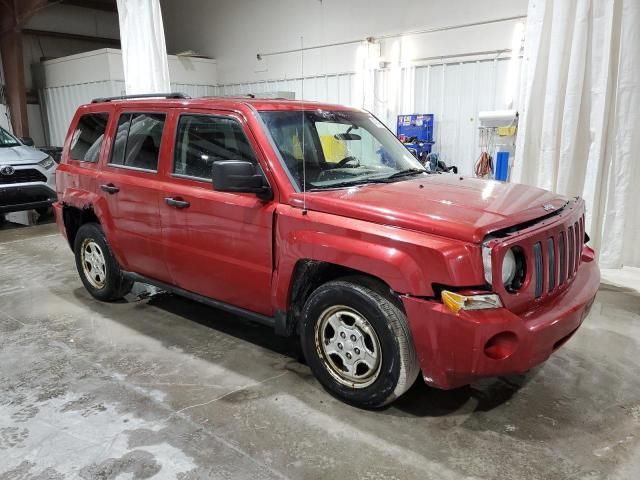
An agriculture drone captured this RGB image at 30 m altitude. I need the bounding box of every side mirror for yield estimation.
[212,160,273,201]
[20,137,35,147]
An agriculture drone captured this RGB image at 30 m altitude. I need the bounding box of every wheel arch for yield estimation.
[62,204,100,250]
[276,259,403,336]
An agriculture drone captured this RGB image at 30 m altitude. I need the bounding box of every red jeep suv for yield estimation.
[54,93,600,408]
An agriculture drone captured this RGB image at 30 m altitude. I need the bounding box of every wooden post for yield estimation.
[0,0,48,137]
[0,29,29,137]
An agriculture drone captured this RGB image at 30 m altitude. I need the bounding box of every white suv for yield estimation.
[0,126,57,215]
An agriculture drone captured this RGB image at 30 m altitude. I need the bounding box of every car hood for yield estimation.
[0,145,48,165]
[289,174,570,243]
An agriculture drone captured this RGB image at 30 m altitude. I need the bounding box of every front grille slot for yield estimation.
[547,237,556,291]
[0,168,47,185]
[568,226,575,279]
[574,221,580,273]
[559,232,566,285]
[533,242,543,298]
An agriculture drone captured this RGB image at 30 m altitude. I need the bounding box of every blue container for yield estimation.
[495,151,510,181]
[397,114,434,142]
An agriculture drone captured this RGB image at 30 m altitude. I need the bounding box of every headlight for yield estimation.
[482,242,525,290]
[502,248,517,286]
[38,156,55,169]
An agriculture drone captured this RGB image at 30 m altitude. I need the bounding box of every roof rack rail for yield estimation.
[91,92,191,103]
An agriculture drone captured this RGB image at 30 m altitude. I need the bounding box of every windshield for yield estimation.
[0,127,20,148]
[260,109,425,190]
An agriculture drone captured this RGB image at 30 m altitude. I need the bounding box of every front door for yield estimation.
[159,111,276,316]
[98,109,172,282]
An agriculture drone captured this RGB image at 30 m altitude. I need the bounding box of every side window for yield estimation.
[173,115,257,180]
[110,112,166,171]
[69,113,109,162]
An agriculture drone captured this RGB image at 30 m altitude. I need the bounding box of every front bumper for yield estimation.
[0,184,57,213]
[402,249,600,389]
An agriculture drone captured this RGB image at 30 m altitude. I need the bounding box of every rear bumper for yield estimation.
[0,184,57,213]
[402,251,600,389]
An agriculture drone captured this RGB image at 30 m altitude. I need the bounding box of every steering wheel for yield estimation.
[335,156,360,168]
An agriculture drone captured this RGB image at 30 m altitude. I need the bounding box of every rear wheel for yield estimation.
[74,223,133,301]
[300,278,419,408]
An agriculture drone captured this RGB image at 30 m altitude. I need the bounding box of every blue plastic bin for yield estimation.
[495,151,510,181]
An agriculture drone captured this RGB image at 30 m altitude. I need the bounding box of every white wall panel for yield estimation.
[41,80,121,148]
[215,73,356,105]
[409,58,518,175]
[41,55,518,176]
[161,0,528,85]
[42,81,217,146]
[213,58,517,176]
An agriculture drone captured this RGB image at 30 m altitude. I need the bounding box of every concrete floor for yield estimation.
[0,222,639,480]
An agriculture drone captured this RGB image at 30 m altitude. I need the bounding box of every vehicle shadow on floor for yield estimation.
[144,291,304,361]
[77,286,536,418]
[388,370,538,418]
[146,290,541,417]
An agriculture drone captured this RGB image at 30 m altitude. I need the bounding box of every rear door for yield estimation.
[158,109,276,315]
[97,108,172,281]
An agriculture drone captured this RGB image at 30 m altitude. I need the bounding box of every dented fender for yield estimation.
[271,204,485,312]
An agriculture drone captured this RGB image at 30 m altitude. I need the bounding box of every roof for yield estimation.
[88,95,358,112]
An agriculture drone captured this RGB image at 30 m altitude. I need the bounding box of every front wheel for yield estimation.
[74,223,133,301]
[300,278,419,408]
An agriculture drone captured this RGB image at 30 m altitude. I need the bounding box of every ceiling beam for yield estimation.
[23,28,120,46]
[54,0,118,12]
[1,0,48,35]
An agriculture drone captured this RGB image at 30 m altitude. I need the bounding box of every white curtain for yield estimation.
[116,0,171,94]
[514,0,640,268]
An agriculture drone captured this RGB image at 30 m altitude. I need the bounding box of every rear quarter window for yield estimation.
[110,113,166,172]
[70,113,109,162]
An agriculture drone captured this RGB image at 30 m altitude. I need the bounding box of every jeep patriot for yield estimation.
[54,93,600,407]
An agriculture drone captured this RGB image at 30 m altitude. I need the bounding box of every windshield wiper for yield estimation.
[307,177,392,190]
[307,169,428,190]
[385,168,427,180]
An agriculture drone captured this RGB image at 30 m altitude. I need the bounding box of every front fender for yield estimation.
[272,205,484,311]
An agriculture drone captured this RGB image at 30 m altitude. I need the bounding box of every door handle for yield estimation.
[164,197,190,209]
[100,183,120,194]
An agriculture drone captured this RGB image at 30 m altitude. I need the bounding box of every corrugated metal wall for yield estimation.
[41,80,121,148]
[214,58,517,175]
[41,81,219,146]
[214,73,355,105]
[413,58,518,175]
[41,57,517,176]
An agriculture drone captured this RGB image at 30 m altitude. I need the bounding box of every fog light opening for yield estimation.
[484,331,518,360]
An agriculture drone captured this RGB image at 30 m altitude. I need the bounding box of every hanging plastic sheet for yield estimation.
[116,0,171,94]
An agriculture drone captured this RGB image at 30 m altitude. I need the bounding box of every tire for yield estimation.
[300,278,420,408]
[74,223,133,301]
